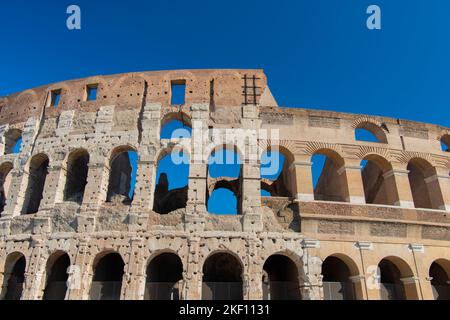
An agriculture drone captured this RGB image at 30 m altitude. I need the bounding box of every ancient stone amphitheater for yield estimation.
[0,69,449,301]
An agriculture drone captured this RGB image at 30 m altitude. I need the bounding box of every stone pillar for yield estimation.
[22,237,46,300]
[300,240,323,300]
[292,155,314,202]
[122,237,146,300]
[349,275,367,300]
[390,166,415,209]
[401,276,421,300]
[38,163,63,212]
[185,104,209,232]
[66,239,91,300]
[183,237,202,300]
[242,160,263,232]
[132,103,161,214]
[342,160,366,204]
[81,160,109,211]
[431,167,450,211]
[245,238,263,300]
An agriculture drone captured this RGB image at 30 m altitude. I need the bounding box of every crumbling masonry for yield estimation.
[0,69,449,300]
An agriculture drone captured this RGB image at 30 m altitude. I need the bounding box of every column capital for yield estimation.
[302,239,320,249]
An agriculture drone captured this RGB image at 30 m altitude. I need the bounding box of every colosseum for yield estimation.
[0,69,449,301]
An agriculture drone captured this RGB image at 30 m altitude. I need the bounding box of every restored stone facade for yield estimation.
[0,69,449,300]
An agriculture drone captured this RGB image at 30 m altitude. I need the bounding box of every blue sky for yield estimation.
[1,1,449,213]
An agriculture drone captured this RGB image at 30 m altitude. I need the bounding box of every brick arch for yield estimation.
[200,249,246,274]
[112,74,147,91]
[155,144,191,164]
[355,146,393,163]
[108,144,138,164]
[160,110,192,129]
[352,117,389,143]
[258,140,297,163]
[304,142,344,162]
[395,151,436,167]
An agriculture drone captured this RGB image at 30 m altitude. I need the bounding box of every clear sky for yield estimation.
[1,1,449,214]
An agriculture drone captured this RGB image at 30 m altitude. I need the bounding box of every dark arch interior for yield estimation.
[312,152,349,202]
[90,253,124,300]
[64,151,89,204]
[407,160,444,210]
[429,262,450,300]
[262,255,300,300]
[43,254,70,300]
[322,256,355,300]
[106,151,136,204]
[378,259,406,300]
[145,253,183,300]
[360,157,398,206]
[202,253,243,300]
[23,155,49,214]
[3,255,26,300]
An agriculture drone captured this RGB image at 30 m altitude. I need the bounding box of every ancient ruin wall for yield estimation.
[0,69,449,300]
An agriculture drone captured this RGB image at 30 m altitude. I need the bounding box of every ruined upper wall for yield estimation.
[0,69,268,126]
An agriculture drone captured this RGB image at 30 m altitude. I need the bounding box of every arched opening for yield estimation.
[64,149,89,204]
[4,129,23,155]
[262,254,301,300]
[160,113,192,140]
[322,256,356,300]
[43,252,70,300]
[355,122,387,143]
[202,252,243,300]
[90,252,124,300]
[106,147,138,205]
[207,146,242,215]
[153,149,189,214]
[260,148,294,197]
[311,150,349,202]
[22,154,49,214]
[378,257,418,300]
[440,135,450,152]
[407,158,445,210]
[360,155,399,205]
[1,253,26,300]
[145,253,183,300]
[0,162,13,214]
[429,259,450,300]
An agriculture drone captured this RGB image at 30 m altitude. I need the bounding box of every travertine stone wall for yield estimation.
[0,69,449,300]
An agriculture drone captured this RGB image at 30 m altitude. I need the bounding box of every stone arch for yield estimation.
[145,251,183,300]
[310,148,349,202]
[202,250,244,300]
[429,258,450,300]
[89,251,125,300]
[106,145,138,204]
[0,161,13,214]
[321,253,362,300]
[12,89,39,109]
[407,157,445,210]
[3,128,22,155]
[22,153,50,215]
[160,111,192,140]
[63,148,90,204]
[259,145,296,197]
[353,120,388,143]
[378,256,418,300]
[1,252,26,300]
[360,154,400,205]
[42,251,71,300]
[262,253,302,300]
